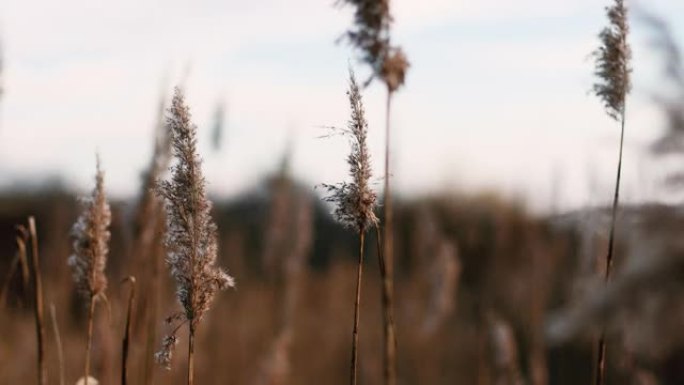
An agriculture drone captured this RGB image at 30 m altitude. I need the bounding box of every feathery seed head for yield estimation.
[323,70,378,233]
[154,334,178,370]
[75,377,99,385]
[592,0,631,120]
[68,155,111,302]
[155,87,234,366]
[381,47,409,92]
[338,0,409,91]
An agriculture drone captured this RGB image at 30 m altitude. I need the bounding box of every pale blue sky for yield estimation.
[1,0,684,211]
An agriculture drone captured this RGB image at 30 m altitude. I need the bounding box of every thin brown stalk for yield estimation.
[50,303,66,385]
[0,253,19,308]
[488,313,524,385]
[350,232,365,385]
[137,91,170,385]
[2,227,31,309]
[335,0,407,377]
[528,240,548,385]
[17,229,31,298]
[381,90,397,385]
[28,217,48,385]
[591,1,631,383]
[188,325,196,385]
[594,111,626,385]
[121,277,136,385]
[143,235,164,385]
[323,69,377,385]
[85,295,96,385]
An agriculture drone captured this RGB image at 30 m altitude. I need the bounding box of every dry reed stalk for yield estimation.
[262,156,294,281]
[0,253,20,308]
[133,91,171,385]
[121,277,136,385]
[154,88,234,385]
[257,168,313,385]
[17,227,31,299]
[282,193,313,328]
[257,330,294,385]
[420,239,460,338]
[591,1,631,384]
[50,303,66,385]
[350,232,365,385]
[322,69,377,385]
[85,297,96,385]
[528,239,549,385]
[0,224,30,308]
[336,3,408,383]
[487,313,524,385]
[374,222,396,381]
[27,217,48,385]
[68,156,112,385]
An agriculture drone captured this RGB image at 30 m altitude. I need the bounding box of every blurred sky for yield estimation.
[1,0,684,212]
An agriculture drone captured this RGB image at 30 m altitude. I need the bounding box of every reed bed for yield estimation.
[3,1,684,385]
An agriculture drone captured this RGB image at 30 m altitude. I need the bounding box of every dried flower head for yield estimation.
[155,87,234,367]
[323,69,378,233]
[154,334,178,370]
[337,0,409,92]
[68,155,111,302]
[592,0,631,120]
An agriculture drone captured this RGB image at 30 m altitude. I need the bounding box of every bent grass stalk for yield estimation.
[28,217,48,385]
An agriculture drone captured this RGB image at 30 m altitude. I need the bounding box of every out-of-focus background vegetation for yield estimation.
[3,1,684,384]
